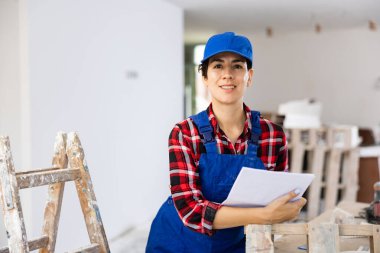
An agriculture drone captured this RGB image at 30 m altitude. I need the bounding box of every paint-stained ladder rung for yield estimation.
[66,243,100,253]
[16,166,61,176]
[16,168,81,189]
[0,236,49,253]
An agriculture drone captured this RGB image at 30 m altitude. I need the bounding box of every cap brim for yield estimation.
[201,49,252,64]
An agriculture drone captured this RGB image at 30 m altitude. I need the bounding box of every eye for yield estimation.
[233,64,243,69]
[213,64,223,69]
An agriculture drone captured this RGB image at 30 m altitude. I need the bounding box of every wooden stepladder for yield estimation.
[0,132,110,253]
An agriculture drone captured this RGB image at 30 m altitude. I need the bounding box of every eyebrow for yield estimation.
[209,58,245,64]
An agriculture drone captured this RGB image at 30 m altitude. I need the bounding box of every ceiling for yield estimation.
[165,0,380,43]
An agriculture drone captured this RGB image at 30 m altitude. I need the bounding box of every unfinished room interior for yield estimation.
[1,0,380,252]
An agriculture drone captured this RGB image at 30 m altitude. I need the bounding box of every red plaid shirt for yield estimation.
[169,104,288,235]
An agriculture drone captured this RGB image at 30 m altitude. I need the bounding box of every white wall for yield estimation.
[244,28,380,129]
[0,0,21,142]
[0,0,23,246]
[1,0,183,251]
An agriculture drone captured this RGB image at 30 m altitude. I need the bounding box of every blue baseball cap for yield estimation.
[201,32,253,65]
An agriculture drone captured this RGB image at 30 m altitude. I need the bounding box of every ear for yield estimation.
[247,68,254,87]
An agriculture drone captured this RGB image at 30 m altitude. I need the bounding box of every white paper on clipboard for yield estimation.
[222,167,315,207]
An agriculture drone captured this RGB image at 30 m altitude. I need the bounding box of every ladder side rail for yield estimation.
[39,133,68,253]
[0,136,29,253]
[66,132,110,253]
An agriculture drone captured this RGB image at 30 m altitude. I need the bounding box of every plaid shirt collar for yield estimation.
[206,103,252,139]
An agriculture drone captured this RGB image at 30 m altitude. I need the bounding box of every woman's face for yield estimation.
[203,52,253,107]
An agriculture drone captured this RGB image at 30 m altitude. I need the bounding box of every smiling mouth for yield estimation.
[219,85,236,90]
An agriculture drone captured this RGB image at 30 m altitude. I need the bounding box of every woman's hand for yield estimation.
[213,190,307,229]
[263,190,307,224]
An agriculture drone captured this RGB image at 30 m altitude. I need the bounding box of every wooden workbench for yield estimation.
[246,201,379,252]
[274,201,371,253]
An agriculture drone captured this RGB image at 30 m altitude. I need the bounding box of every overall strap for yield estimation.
[189,111,218,154]
[247,110,262,156]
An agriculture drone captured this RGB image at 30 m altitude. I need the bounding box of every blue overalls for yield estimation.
[146,110,266,253]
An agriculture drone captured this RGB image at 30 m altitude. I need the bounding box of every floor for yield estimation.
[110,223,150,253]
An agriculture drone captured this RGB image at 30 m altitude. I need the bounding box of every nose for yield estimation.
[222,66,233,79]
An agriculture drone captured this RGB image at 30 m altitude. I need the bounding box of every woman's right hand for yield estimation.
[263,190,307,224]
[214,190,307,229]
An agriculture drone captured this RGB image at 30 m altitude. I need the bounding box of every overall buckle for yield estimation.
[199,125,214,143]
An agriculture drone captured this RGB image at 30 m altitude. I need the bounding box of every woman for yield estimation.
[146,32,306,252]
